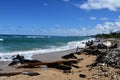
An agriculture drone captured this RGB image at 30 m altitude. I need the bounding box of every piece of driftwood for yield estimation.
[49,63,72,70]
[0,72,21,76]
[22,71,40,76]
[0,71,40,76]
[18,59,79,68]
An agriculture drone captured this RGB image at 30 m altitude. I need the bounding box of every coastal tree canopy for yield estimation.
[95,31,120,38]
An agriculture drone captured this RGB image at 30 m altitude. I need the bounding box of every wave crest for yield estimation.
[0,39,4,41]
[0,38,95,61]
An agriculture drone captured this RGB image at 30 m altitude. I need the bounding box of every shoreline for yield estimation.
[0,38,120,80]
[32,48,76,61]
[0,37,94,61]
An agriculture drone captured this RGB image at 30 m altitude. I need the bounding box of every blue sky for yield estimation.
[0,0,120,36]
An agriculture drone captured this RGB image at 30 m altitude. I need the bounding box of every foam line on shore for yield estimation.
[0,38,95,61]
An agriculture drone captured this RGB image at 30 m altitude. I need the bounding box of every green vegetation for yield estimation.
[95,32,120,38]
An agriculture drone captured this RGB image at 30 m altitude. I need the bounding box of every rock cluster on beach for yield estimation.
[96,50,120,68]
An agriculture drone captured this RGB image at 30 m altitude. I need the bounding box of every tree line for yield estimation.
[95,32,120,38]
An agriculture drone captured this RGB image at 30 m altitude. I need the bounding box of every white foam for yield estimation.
[0,38,95,61]
[26,35,51,38]
[0,39,4,41]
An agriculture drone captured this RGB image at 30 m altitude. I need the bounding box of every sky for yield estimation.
[0,0,120,36]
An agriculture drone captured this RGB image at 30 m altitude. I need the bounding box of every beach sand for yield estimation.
[0,38,120,80]
[0,52,97,80]
[32,49,76,61]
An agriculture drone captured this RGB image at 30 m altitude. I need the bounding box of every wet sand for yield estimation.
[0,53,97,80]
[32,49,76,61]
[0,61,22,74]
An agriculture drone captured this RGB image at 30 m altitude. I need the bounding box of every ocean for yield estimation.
[0,35,94,61]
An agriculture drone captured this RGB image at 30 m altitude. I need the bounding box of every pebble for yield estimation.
[100,67,108,72]
[79,74,86,78]
[63,70,71,73]
[116,71,120,75]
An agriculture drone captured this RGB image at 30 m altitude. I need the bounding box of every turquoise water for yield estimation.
[0,35,89,52]
[0,35,93,61]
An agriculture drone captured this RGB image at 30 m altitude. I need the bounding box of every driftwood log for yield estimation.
[9,54,81,70]
[0,72,21,76]
[18,59,79,68]
[0,71,40,76]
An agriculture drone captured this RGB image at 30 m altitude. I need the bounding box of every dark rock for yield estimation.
[62,53,77,59]
[51,64,72,70]
[100,67,108,72]
[86,40,94,47]
[13,54,24,63]
[0,72,21,76]
[8,60,20,66]
[9,54,40,66]
[99,73,110,77]
[63,70,71,73]
[97,44,107,49]
[116,71,120,75]
[104,73,109,77]
[72,64,80,68]
[0,69,2,71]
[79,74,86,78]
[92,50,120,69]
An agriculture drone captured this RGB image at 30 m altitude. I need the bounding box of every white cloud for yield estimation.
[75,0,120,11]
[44,3,48,7]
[63,0,70,2]
[90,17,96,20]
[47,16,120,36]
[35,16,120,36]
[89,16,120,35]
[100,17,108,21]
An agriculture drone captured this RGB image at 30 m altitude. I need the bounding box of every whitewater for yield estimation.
[0,35,95,61]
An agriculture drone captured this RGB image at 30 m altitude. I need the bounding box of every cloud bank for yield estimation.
[50,16,120,36]
[90,17,96,20]
[88,16,120,35]
[75,0,120,11]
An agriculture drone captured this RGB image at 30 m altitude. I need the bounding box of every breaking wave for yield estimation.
[0,38,95,61]
[0,39,4,41]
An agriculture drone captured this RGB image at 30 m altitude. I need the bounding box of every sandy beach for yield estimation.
[0,38,120,80]
[0,51,97,80]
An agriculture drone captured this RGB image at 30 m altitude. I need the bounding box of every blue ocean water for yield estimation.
[0,35,94,61]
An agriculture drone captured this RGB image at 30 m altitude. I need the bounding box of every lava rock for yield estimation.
[93,50,120,68]
[62,53,77,59]
[116,71,120,75]
[100,67,108,72]
[79,74,86,78]
[9,54,40,66]
[63,70,71,73]
[53,64,72,70]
